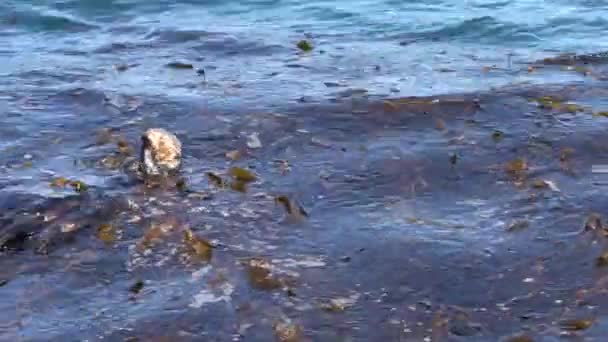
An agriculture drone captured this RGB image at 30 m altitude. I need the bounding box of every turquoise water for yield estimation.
[3,1,608,341]
[3,0,608,103]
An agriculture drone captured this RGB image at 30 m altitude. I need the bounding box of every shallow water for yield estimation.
[3,1,608,341]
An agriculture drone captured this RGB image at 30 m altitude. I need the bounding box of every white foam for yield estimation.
[190,266,212,282]
[273,256,326,268]
[189,282,234,308]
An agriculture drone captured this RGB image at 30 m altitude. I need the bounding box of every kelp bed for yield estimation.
[3,53,608,341]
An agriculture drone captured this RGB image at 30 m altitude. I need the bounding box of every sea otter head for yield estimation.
[139,128,182,177]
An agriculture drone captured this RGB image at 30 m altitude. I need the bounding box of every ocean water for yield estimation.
[3,0,608,102]
[3,1,608,341]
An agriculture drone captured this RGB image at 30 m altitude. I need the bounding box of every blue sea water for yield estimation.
[3,1,608,341]
[2,0,607,193]
[2,0,608,103]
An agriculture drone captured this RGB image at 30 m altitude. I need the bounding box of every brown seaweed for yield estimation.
[229,167,257,182]
[275,196,308,218]
[183,229,213,262]
[559,318,594,331]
